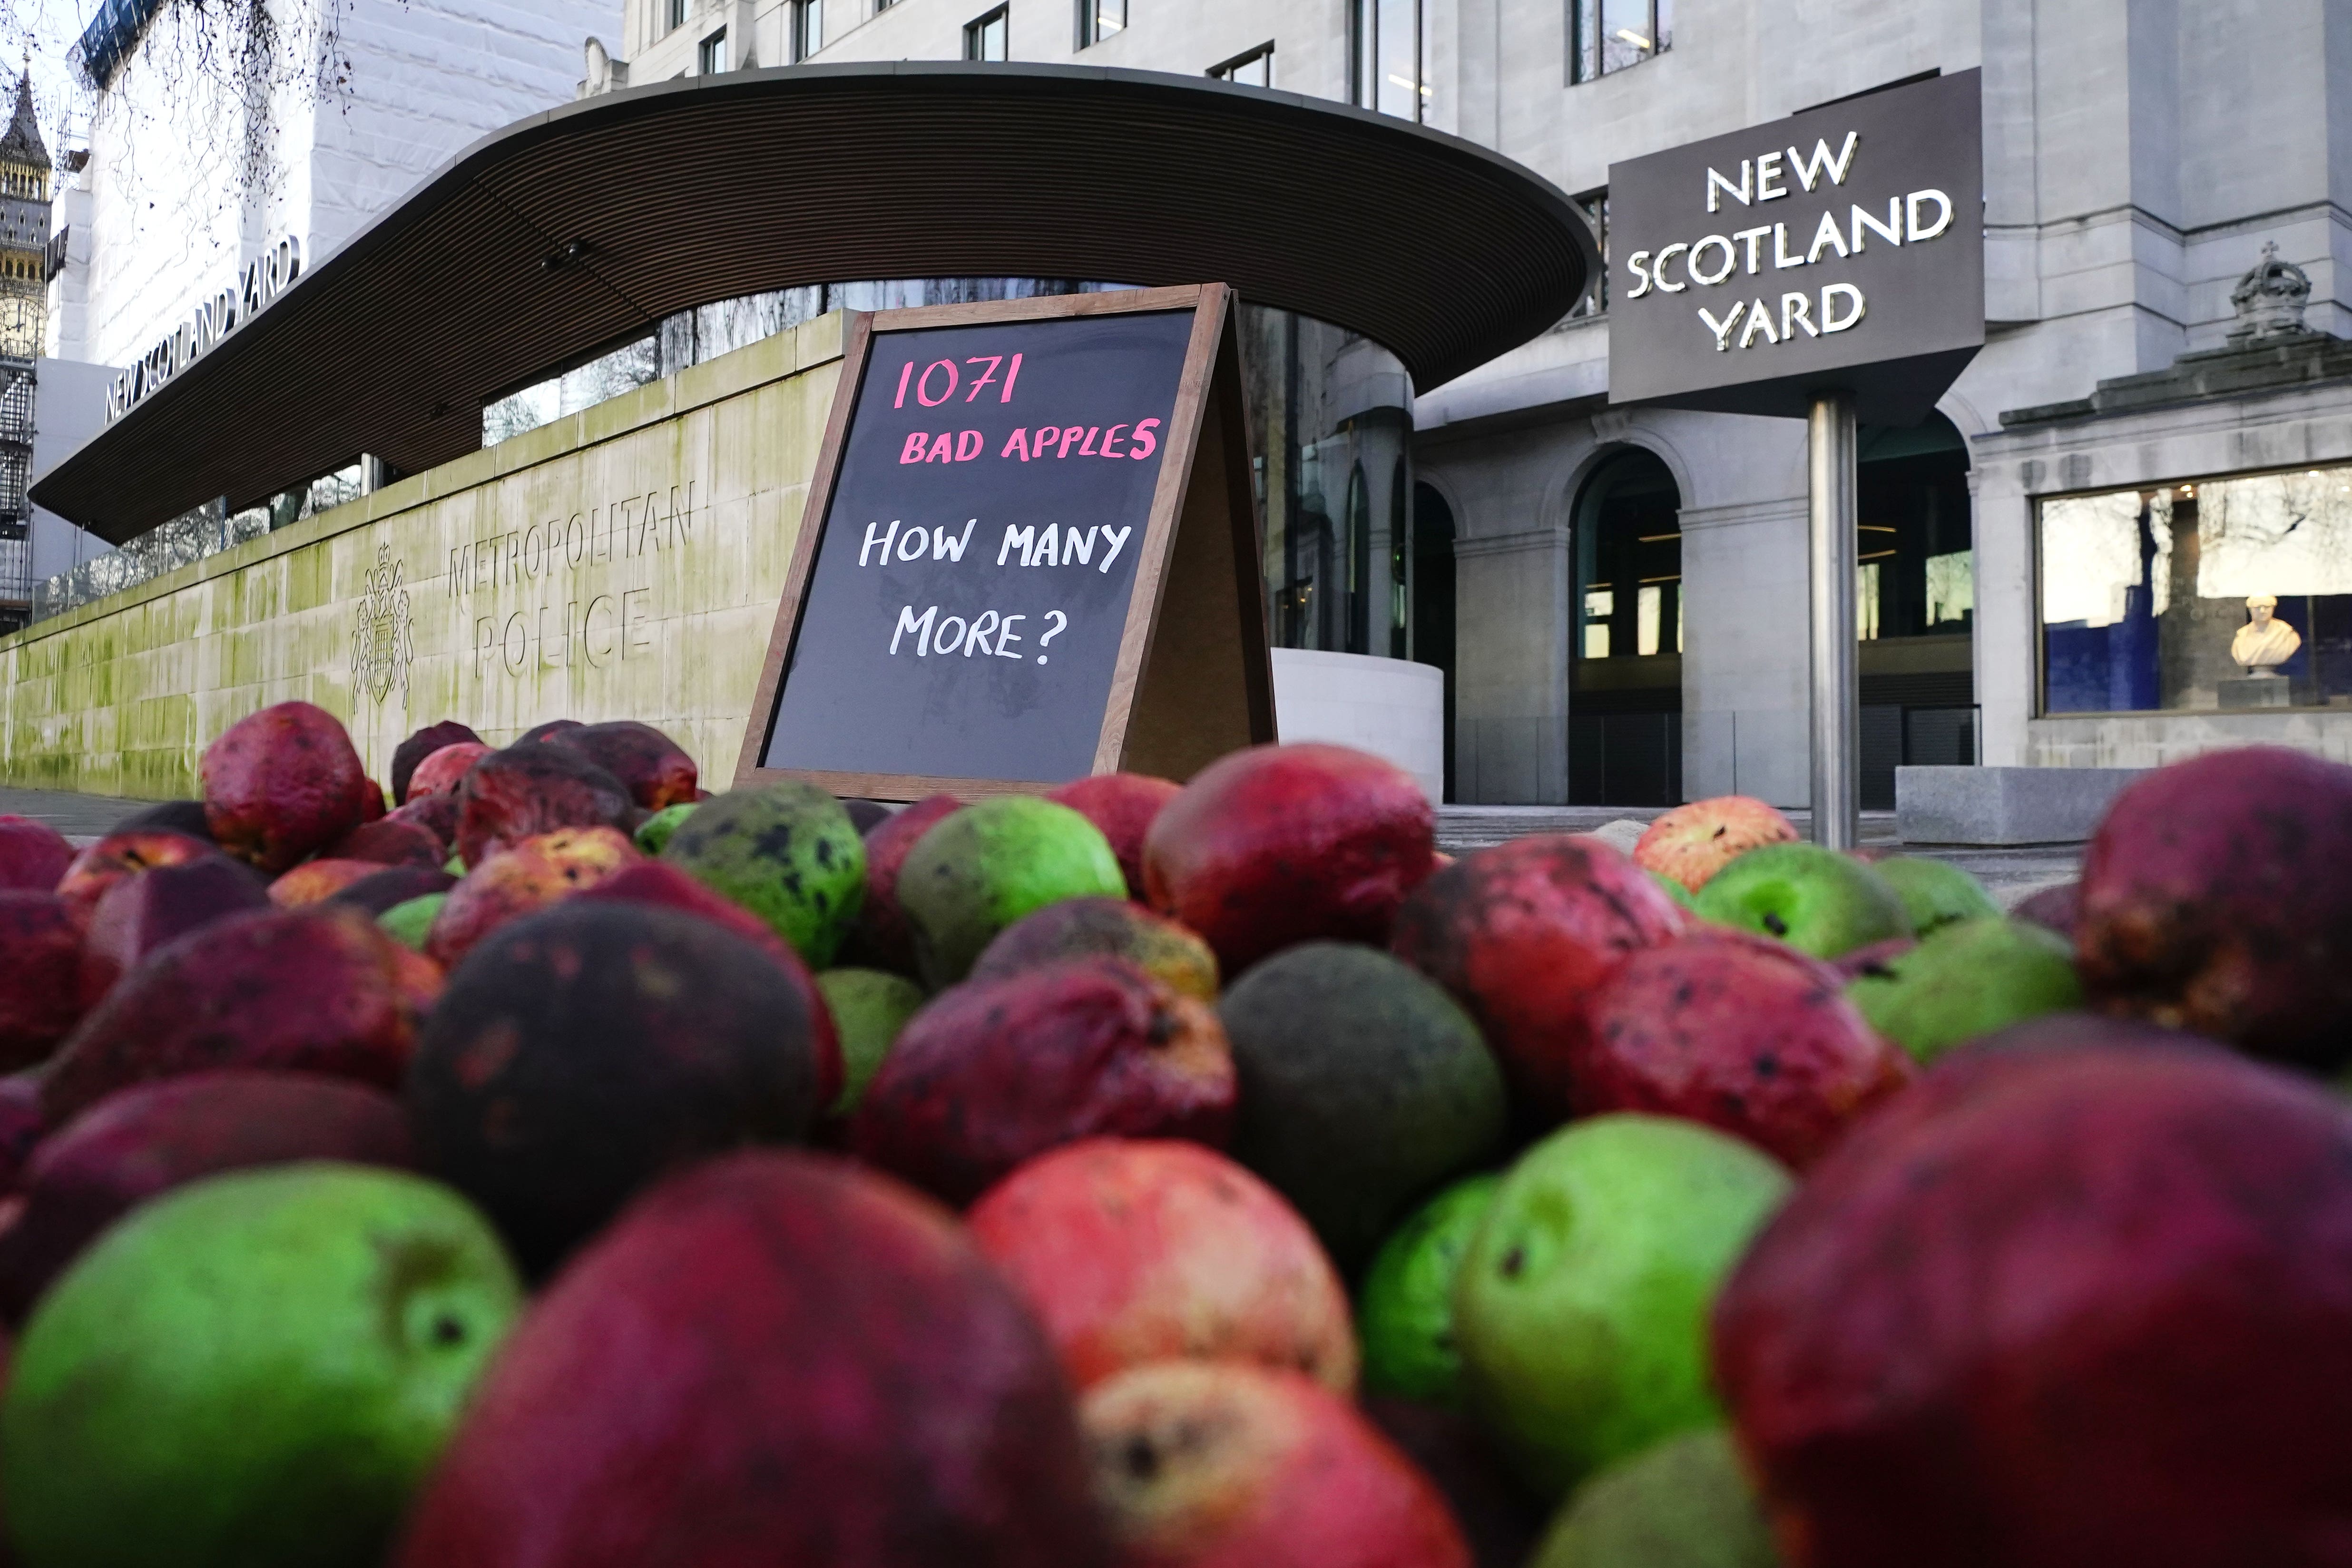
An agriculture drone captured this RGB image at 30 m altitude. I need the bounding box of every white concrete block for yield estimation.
[1271,648,1446,804]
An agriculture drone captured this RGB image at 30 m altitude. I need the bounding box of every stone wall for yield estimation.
[2026,711,2352,770]
[0,314,843,800]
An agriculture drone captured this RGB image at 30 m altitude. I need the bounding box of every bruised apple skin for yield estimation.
[1632,796,1801,894]
[1083,1361,1471,1568]
[199,701,372,874]
[0,1069,415,1325]
[968,896,1220,1002]
[546,720,700,810]
[323,817,445,869]
[451,744,635,869]
[54,830,216,925]
[1144,744,1437,976]
[1048,772,1181,902]
[408,902,827,1272]
[394,1150,1109,1568]
[1580,931,1912,1169]
[78,856,269,1003]
[838,793,962,977]
[1391,835,1685,1125]
[850,959,1235,1206]
[0,892,91,1069]
[39,904,436,1128]
[267,858,387,907]
[1712,1017,2352,1568]
[2075,746,2352,1069]
[326,864,458,919]
[425,826,639,968]
[966,1137,1356,1394]
[388,719,482,805]
[576,860,846,1110]
[403,742,492,803]
[0,817,73,893]
[383,793,461,855]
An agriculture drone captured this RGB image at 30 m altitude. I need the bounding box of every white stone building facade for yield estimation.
[600,0,2349,804]
[56,0,2352,804]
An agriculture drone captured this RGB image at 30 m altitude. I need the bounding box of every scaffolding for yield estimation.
[0,354,32,632]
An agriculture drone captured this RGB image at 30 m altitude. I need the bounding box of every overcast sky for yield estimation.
[0,0,102,154]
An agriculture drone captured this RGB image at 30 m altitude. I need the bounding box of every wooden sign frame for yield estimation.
[734,284,1274,801]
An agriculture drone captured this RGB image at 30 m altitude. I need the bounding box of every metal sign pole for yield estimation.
[1808,390,1860,849]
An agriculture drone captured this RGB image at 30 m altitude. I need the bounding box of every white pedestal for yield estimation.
[1270,648,1446,804]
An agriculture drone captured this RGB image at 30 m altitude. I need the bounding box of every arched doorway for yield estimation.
[1856,412,1975,807]
[1569,447,1682,805]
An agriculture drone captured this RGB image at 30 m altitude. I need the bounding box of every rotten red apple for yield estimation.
[1144,743,1436,976]
[39,904,438,1128]
[1580,930,1913,1168]
[1048,772,1181,902]
[851,959,1235,1206]
[966,1136,1355,1393]
[394,1149,1109,1567]
[2075,745,2352,1069]
[1390,834,1685,1125]
[1714,1016,2352,1568]
[199,701,372,873]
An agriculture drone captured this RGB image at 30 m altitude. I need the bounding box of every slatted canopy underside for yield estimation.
[35,62,1595,542]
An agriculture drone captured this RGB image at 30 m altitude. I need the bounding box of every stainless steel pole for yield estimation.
[1808,390,1860,850]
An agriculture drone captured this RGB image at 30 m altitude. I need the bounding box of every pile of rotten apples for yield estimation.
[0,705,2344,1568]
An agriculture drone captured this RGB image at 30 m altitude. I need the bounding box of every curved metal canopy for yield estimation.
[36,62,1595,541]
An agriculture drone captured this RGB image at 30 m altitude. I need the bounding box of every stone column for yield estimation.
[1453,524,1571,803]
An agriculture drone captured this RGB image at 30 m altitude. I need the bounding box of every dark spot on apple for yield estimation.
[1753,1054,1780,1078]
[1500,1246,1525,1278]
[1123,1436,1159,1481]
[1763,911,1789,937]
[432,1313,467,1347]
[1713,825,1727,839]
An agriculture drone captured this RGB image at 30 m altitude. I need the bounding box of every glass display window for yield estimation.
[2039,463,2352,713]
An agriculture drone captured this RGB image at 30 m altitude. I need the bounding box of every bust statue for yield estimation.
[2232,596,2302,672]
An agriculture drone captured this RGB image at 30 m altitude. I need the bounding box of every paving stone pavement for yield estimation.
[0,786,151,843]
[0,787,2084,905]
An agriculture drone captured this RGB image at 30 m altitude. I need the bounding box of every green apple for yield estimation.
[1646,868,1701,914]
[1,1163,522,1568]
[1356,1172,1502,1408]
[815,966,925,1114]
[895,796,1126,988]
[1529,1426,1780,1568]
[634,800,697,855]
[378,892,444,951]
[1454,1114,1792,1498]
[664,783,867,967]
[1694,843,1907,959]
[1871,855,1999,936]
[1847,916,2083,1064]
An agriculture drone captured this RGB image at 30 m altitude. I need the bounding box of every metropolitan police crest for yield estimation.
[352,542,414,706]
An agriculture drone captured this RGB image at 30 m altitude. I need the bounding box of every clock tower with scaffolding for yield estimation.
[0,75,46,630]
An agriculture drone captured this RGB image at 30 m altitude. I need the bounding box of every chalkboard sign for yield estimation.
[735,284,1273,800]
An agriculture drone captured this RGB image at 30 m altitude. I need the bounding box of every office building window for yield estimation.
[965,5,1009,59]
[1077,0,1123,48]
[1350,0,1423,120]
[1566,188,1608,317]
[1570,0,1671,84]
[698,27,727,73]
[666,0,686,33]
[1209,42,1273,87]
[791,0,823,60]
[2041,463,2352,715]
